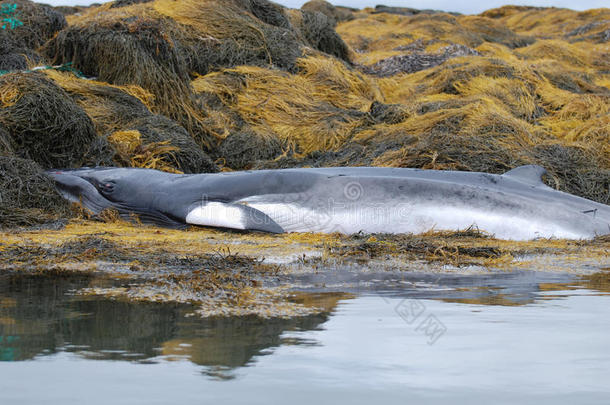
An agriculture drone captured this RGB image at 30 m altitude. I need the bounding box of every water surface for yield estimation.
[1,270,609,404]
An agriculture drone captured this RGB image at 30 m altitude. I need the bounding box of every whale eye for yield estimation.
[98,180,115,194]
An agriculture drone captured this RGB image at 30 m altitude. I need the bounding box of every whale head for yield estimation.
[47,168,184,227]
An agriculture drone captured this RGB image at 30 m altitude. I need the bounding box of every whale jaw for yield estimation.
[48,171,115,214]
[47,171,186,228]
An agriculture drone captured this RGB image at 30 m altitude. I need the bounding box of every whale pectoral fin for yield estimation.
[185,201,284,233]
[503,165,550,188]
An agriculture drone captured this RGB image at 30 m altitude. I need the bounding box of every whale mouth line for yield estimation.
[111,203,186,228]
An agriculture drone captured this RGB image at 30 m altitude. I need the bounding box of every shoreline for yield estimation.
[2,219,608,317]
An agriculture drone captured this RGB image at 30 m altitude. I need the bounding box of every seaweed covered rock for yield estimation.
[192,56,381,155]
[46,14,190,85]
[237,0,292,29]
[517,40,609,74]
[301,0,354,25]
[52,5,91,15]
[372,5,448,16]
[42,13,216,147]
[0,124,14,155]
[533,143,610,205]
[108,129,184,174]
[43,70,217,173]
[368,101,408,124]
[0,156,72,227]
[43,0,351,75]
[394,56,519,95]
[0,35,40,71]
[289,10,350,61]
[481,6,610,43]
[0,72,99,168]
[130,115,218,173]
[217,130,282,170]
[337,10,532,66]
[458,16,534,48]
[43,70,156,134]
[43,0,348,149]
[0,0,66,49]
[110,0,153,8]
[0,0,66,71]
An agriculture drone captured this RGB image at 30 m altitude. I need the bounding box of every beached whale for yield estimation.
[48,166,610,240]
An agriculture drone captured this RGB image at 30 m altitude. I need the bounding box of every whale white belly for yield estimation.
[243,201,585,240]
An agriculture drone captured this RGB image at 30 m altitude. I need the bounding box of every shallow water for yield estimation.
[1,270,609,404]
